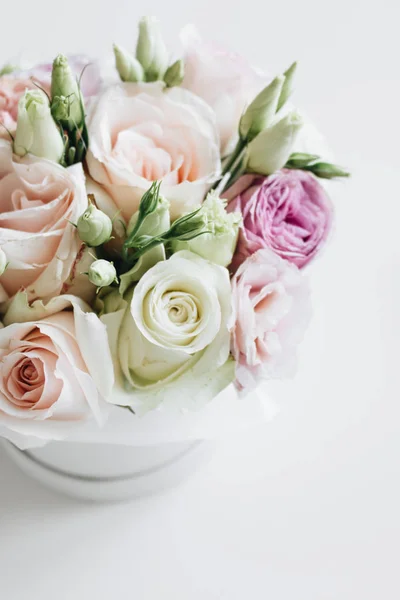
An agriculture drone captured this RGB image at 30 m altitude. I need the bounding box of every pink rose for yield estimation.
[181,25,265,155]
[230,248,311,391]
[0,140,94,306]
[225,170,333,272]
[0,299,113,448]
[86,82,220,221]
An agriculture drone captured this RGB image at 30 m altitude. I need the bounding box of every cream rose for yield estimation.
[102,251,234,412]
[86,82,221,222]
[0,140,94,307]
[0,297,113,449]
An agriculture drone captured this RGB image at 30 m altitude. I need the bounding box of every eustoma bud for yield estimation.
[239,75,285,142]
[51,54,84,126]
[13,89,64,163]
[88,260,118,289]
[244,110,304,175]
[0,248,8,276]
[113,44,144,82]
[77,201,113,247]
[136,16,169,81]
[164,59,184,87]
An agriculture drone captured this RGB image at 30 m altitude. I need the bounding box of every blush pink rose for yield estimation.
[0,140,94,306]
[230,248,311,391]
[0,299,113,448]
[225,170,333,272]
[86,82,221,221]
[181,25,265,155]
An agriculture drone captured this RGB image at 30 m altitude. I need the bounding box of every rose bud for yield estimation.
[164,59,185,88]
[13,89,64,163]
[51,54,84,127]
[239,75,285,142]
[136,16,169,81]
[88,259,118,289]
[113,43,144,83]
[77,201,113,247]
[0,248,7,276]
[170,192,241,267]
[244,110,303,176]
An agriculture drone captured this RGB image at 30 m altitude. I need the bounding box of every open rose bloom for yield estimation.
[0,18,347,452]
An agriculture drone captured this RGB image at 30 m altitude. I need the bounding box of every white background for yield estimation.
[0,1,399,598]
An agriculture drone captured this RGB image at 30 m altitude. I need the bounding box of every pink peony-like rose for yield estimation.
[0,140,94,306]
[0,298,113,448]
[230,248,311,391]
[181,25,265,155]
[225,170,333,272]
[86,82,220,221]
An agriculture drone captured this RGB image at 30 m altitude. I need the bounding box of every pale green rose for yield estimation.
[102,251,235,413]
[119,195,170,295]
[113,44,144,83]
[170,192,241,267]
[244,110,304,175]
[13,90,64,162]
[136,16,169,81]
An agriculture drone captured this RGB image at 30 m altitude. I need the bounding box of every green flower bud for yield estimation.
[0,63,17,76]
[136,16,169,81]
[14,89,64,163]
[277,61,297,111]
[127,195,170,238]
[239,75,285,142]
[51,54,84,126]
[244,110,304,176]
[88,260,118,289]
[113,44,144,82]
[168,209,207,241]
[164,59,184,88]
[77,202,113,247]
[0,248,8,276]
[51,95,70,122]
[170,192,241,267]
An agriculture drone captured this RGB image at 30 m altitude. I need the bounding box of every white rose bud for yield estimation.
[13,89,64,163]
[244,110,304,176]
[88,260,118,289]
[170,192,241,267]
[239,75,285,142]
[77,202,113,247]
[136,16,169,81]
[113,44,144,83]
[0,248,8,276]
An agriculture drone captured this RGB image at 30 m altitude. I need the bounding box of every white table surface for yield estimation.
[0,1,399,598]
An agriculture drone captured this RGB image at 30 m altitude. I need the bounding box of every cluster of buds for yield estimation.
[114,17,184,87]
[13,54,88,166]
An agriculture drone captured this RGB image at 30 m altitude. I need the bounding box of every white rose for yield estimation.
[86,82,221,221]
[102,251,235,413]
[0,295,114,449]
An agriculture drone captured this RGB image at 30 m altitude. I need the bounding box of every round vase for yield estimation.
[2,438,214,502]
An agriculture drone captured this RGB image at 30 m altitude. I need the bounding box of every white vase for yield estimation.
[1,438,214,502]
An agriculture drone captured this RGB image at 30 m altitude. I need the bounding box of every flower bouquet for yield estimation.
[0,18,347,499]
